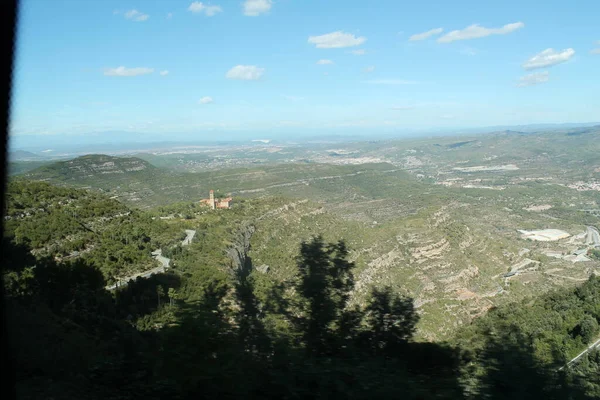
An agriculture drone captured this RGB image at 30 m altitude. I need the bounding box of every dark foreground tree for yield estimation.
[361,285,419,355]
[475,326,590,400]
[295,236,355,356]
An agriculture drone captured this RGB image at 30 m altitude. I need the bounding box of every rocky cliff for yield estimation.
[226,223,256,274]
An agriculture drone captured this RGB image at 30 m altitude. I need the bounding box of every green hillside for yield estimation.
[8,160,53,176]
[3,180,183,280]
[13,151,600,341]
[20,154,202,207]
[5,196,600,399]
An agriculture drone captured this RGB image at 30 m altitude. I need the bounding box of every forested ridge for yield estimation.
[4,181,182,280]
[3,180,600,399]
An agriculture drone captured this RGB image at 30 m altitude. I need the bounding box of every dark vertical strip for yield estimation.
[0,1,20,399]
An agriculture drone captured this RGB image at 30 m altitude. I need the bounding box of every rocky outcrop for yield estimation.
[226,223,256,274]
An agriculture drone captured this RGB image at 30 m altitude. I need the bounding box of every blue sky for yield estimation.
[9,0,600,143]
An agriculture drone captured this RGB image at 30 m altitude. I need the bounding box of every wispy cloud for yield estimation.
[517,71,549,87]
[437,22,524,43]
[363,66,375,73]
[390,105,414,110]
[460,47,477,56]
[243,0,272,16]
[409,27,443,41]
[199,96,214,104]
[275,121,304,127]
[188,2,222,16]
[160,70,169,76]
[104,66,154,77]
[349,49,366,55]
[590,41,600,54]
[167,12,173,19]
[363,79,417,85]
[282,95,304,101]
[124,9,149,22]
[316,59,334,65]
[522,48,575,69]
[226,65,265,80]
[308,31,366,48]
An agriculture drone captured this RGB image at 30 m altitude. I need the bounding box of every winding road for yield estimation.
[105,229,195,291]
[585,226,600,246]
[182,229,196,246]
[559,337,600,371]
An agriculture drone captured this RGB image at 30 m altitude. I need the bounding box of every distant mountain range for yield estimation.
[9,122,600,157]
[9,150,41,160]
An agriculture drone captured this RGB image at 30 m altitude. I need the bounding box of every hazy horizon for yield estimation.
[10,121,600,156]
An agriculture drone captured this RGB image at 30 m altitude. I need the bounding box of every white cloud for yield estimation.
[349,49,366,55]
[517,71,549,87]
[363,79,417,85]
[226,65,265,80]
[522,48,575,70]
[437,22,524,43]
[167,12,173,19]
[390,106,414,110]
[363,66,375,73]
[104,66,154,77]
[160,70,169,76]
[243,0,272,16]
[188,2,222,16]
[409,27,443,41]
[591,48,600,55]
[308,31,366,48]
[124,9,149,21]
[199,96,214,104]
[439,114,455,119]
[316,59,334,65]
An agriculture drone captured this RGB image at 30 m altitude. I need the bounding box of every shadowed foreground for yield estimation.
[3,236,599,399]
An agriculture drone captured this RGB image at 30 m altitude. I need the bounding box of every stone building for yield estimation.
[200,190,232,209]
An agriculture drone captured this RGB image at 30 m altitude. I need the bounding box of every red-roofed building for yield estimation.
[200,190,233,209]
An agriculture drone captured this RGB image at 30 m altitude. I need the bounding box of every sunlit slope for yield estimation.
[247,183,600,341]
[23,155,425,208]
[3,180,182,279]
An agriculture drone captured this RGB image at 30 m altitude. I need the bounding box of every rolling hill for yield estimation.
[10,139,600,340]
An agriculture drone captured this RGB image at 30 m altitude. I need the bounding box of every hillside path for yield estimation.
[559,337,600,371]
[105,229,196,290]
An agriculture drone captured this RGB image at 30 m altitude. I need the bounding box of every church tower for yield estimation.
[209,190,215,209]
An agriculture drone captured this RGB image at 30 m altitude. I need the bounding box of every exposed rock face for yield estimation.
[256,264,270,274]
[226,223,256,273]
[64,156,150,177]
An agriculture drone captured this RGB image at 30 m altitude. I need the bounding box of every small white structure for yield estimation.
[518,229,571,242]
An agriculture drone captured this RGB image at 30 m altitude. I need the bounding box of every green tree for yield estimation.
[157,286,165,308]
[168,287,178,306]
[362,285,419,354]
[476,326,587,400]
[577,316,599,344]
[294,235,355,356]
